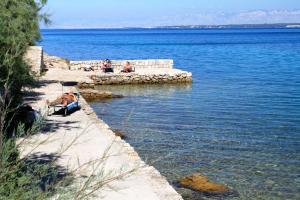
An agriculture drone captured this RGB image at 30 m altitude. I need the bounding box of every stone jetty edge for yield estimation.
[78,89,184,199]
[71,59,192,86]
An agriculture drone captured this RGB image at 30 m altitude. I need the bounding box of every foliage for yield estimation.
[0,121,68,200]
[0,1,138,199]
[0,0,49,105]
[0,132,46,200]
[0,0,50,199]
[0,0,49,153]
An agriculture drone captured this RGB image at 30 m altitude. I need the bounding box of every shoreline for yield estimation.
[20,67,183,199]
[79,86,184,199]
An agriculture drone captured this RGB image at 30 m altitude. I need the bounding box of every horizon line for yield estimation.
[41,22,300,30]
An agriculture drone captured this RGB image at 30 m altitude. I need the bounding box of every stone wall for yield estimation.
[70,59,173,71]
[24,46,43,76]
[78,72,192,87]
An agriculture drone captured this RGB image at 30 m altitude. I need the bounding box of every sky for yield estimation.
[43,0,300,28]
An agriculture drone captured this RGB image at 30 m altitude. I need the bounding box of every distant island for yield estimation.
[154,23,300,29]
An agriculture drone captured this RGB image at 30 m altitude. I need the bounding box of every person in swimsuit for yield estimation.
[102,59,113,73]
[47,92,77,107]
[121,61,133,73]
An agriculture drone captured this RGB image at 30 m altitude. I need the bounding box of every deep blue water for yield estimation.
[40,29,300,199]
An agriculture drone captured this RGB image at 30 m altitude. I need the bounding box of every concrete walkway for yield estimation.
[20,68,183,200]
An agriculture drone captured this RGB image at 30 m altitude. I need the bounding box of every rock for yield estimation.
[179,174,230,195]
[112,129,126,139]
[24,46,43,76]
[79,89,123,102]
[43,53,70,70]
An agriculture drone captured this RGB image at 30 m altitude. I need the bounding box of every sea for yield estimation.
[40,28,300,200]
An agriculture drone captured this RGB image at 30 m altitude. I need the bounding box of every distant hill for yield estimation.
[155,23,300,29]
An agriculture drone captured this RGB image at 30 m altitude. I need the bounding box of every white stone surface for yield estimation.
[70,59,174,71]
[43,52,70,70]
[20,68,183,200]
[24,46,43,76]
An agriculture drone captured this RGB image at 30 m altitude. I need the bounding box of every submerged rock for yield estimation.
[112,129,126,139]
[79,89,123,102]
[179,173,231,195]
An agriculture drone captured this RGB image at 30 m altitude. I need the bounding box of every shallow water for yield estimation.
[41,28,300,199]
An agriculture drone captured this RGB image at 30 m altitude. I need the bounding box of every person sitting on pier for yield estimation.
[121,61,133,73]
[46,92,78,107]
[101,59,113,73]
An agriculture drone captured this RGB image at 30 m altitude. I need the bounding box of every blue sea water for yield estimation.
[40,29,300,199]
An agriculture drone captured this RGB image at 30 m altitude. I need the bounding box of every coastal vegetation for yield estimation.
[0,0,50,199]
[0,2,140,199]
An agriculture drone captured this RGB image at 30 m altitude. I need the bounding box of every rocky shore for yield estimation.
[20,67,184,200]
[21,49,185,199]
[23,49,240,200]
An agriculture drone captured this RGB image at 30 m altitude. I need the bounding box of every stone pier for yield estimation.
[21,49,184,200]
[69,59,192,87]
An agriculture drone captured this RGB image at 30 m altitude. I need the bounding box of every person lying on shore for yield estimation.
[46,92,78,107]
[121,61,133,73]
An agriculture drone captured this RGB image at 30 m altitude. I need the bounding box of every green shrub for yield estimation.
[0,1,51,199]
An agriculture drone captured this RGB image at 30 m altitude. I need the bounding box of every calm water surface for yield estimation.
[41,29,300,199]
